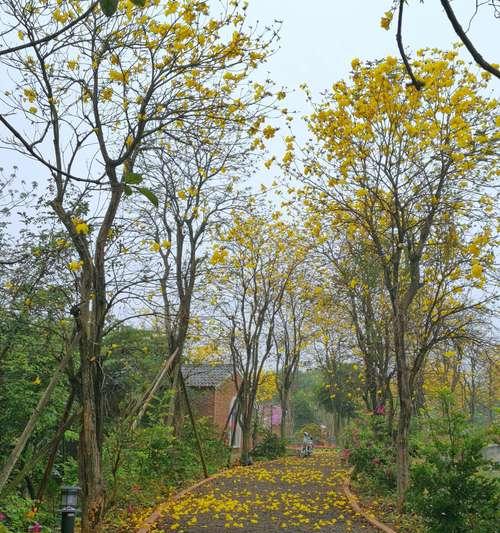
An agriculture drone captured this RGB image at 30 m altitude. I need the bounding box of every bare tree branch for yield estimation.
[396,0,425,90]
[441,0,500,79]
[0,2,97,57]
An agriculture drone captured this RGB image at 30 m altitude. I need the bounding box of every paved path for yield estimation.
[152,450,378,532]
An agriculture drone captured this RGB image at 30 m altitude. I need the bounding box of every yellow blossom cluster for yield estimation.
[72,217,90,235]
[209,246,228,265]
[68,260,84,272]
[149,239,172,253]
[380,10,393,30]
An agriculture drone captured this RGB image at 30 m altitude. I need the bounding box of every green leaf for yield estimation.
[124,172,143,185]
[137,187,159,207]
[64,429,79,442]
[131,0,146,6]
[123,184,133,196]
[100,0,119,17]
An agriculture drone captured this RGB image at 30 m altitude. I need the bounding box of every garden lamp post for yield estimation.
[60,486,80,533]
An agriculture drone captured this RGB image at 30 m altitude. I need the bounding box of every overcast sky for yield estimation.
[246,0,499,97]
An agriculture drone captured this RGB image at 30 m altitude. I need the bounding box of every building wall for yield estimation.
[189,387,215,421]
[213,377,239,433]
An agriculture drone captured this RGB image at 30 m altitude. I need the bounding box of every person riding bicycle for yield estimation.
[301,431,313,457]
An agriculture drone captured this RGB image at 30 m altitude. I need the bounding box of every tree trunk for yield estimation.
[396,397,411,509]
[78,329,105,532]
[166,351,185,437]
[365,359,378,411]
[394,308,411,508]
[386,383,395,438]
[487,360,494,425]
[25,475,35,500]
[239,390,254,465]
[279,390,291,440]
[468,358,477,422]
[240,420,253,465]
[413,371,425,413]
[333,411,341,442]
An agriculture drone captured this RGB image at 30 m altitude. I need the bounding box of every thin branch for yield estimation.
[0,114,97,182]
[396,1,425,90]
[441,0,500,79]
[0,2,98,57]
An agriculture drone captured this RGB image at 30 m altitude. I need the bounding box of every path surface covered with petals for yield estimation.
[149,449,378,532]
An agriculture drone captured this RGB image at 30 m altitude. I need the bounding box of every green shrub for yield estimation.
[407,393,499,533]
[103,418,230,511]
[252,429,286,460]
[0,494,56,532]
[178,417,230,477]
[0,495,34,533]
[298,423,322,443]
[342,413,396,491]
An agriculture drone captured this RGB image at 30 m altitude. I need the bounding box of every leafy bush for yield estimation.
[177,417,230,478]
[0,494,56,532]
[342,413,396,490]
[298,423,323,443]
[0,495,35,533]
[103,417,230,512]
[407,393,499,533]
[252,429,286,460]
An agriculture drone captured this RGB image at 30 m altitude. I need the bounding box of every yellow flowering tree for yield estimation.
[210,209,306,463]
[124,77,278,432]
[301,50,498,503]
[421,334,498,422]
[305,197,496,438]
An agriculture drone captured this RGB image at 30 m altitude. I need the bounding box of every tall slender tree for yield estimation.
[301,51,498,503]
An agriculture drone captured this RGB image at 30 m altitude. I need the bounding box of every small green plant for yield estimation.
[252,429,286,460]
[407,390,499,533]
[342,413,396,490]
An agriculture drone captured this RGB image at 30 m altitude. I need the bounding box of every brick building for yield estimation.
[182,364,242,448]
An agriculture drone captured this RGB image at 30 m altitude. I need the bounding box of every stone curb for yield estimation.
[135,471,225,533]
[342,466,398,533]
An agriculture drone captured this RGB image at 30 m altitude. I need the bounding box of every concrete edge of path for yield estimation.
[135,472,224,533]
[342,467,397,533]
